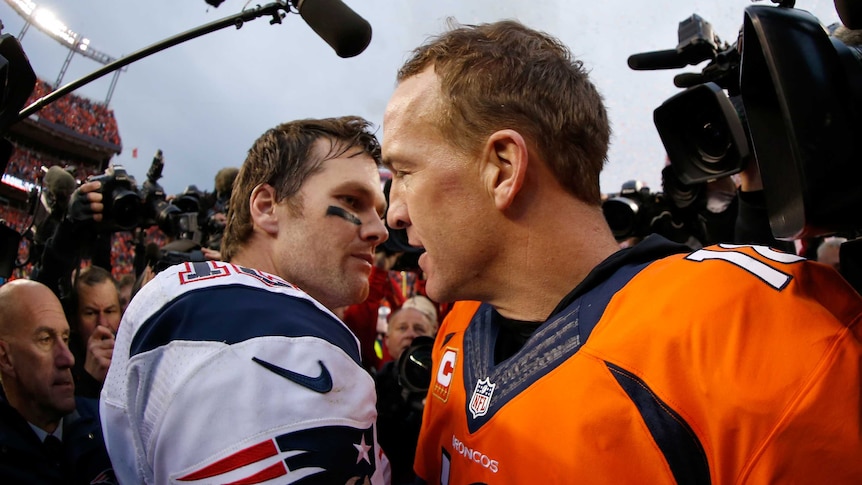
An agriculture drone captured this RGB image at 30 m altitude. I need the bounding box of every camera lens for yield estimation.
[602,197,639,239]
[397,335,434,393]
[174,194,201,214]
[692,118,730,164]
[110,189,141,231]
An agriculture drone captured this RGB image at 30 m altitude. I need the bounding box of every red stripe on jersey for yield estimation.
[178,439,279,480]
[226,462,288,484]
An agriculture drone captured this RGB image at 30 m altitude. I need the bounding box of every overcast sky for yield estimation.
[0,0,841,196]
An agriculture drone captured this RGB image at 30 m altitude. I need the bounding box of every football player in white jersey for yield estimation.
[102,117,391,484]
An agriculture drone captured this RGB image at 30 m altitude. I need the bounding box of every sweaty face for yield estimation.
[383,68,496,303]
[385,307,434,361]
[76,280,121,343]
[275,143,388,311]
[5,286,76,424]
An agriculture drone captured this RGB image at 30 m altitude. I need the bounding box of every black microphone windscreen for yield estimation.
[296,0,372,58]
[44,166,76,202]
[627,49,687,70]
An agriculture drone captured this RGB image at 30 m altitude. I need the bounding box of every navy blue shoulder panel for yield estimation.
[575,260,654,342]
[607,362,711,485]
[129,284,360,364]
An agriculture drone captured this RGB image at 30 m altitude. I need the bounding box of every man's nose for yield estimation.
[362,214,390,245]
[56,339,75,369]
[386,182,410,230]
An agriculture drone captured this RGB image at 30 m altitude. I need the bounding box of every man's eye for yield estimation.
[341,196,359,207]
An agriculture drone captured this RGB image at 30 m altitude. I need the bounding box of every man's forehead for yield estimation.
[32,323,70,335]
[386,69,439,127]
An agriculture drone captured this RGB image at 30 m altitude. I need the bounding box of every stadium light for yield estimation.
[9,0,33,16]
[32,8,78,47]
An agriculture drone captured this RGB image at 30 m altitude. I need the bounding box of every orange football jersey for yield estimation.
[415,240,862,484]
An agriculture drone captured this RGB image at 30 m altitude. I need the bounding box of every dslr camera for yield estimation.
[603,181,671,241]
[88,165,142,232]
[395,335,434,394]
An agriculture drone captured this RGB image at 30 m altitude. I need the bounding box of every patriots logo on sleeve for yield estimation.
[175,426,377,484]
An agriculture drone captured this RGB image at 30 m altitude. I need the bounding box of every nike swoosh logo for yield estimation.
[252,357,333,394]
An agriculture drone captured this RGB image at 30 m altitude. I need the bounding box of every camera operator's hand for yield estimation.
[68,181,105,223]
[210,212,227,226]
[84,324,115,383]
[201,247,222,261]
[738,157,763,193]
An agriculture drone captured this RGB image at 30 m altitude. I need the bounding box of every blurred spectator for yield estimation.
[384,295,437,362]
[116,273,135,314]
[817,236,847,272]
[204,166,238,252]
[0,204,34,280]
[342,249,406,372]
[375,296,437,485]
[0,279,116,483]
[69,266,120,398]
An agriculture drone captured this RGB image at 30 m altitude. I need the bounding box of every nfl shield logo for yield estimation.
[469,377,496,419]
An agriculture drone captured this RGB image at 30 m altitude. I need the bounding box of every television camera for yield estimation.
[629,0,862,243]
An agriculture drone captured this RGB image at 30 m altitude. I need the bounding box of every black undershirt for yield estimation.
[490,235,691,365]
[493,313,542,365]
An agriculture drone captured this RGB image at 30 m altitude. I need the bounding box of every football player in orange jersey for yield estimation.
[382,19,862,485]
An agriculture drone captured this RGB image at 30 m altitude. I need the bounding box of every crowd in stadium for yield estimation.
[27,79,121,147]
[3,144,102,184]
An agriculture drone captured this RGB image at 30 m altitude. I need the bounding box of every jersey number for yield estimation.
[685,244,803,290]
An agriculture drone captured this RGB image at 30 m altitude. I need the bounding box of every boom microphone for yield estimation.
[43,166,77,211]
[294,0,372,58]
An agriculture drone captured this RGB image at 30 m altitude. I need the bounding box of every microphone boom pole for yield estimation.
[17,2,288,121]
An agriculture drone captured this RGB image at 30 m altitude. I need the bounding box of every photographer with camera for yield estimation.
[375,296,436,485]
[383,19,862,484]
[202,166,239,254]
[102,117,391,484]
[30,175,105,301]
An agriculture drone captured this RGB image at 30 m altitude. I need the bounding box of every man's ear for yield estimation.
[249,184,280,235]
[0,341,16,377]
[482,130,529,211]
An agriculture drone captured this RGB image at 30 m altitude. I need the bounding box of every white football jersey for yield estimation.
[101,260,389,484]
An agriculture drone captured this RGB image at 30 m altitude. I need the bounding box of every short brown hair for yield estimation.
[398,19,610,205]
[75,265,116,291]
[221,116,381,261]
